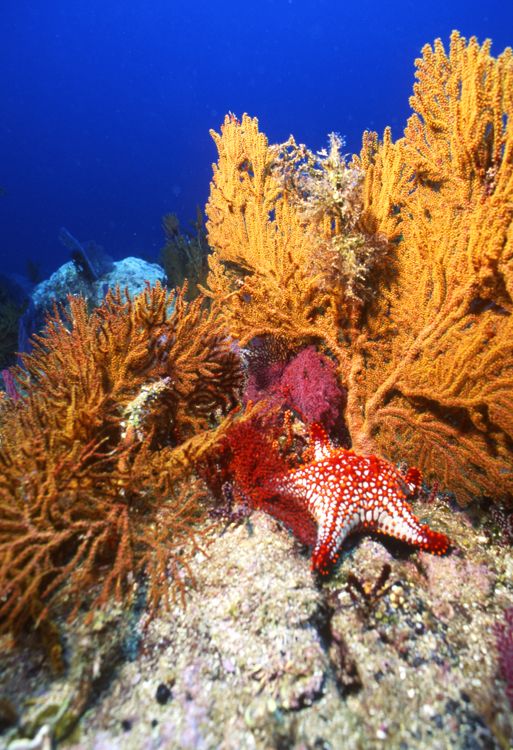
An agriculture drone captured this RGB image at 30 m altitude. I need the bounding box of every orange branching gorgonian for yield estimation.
[0,282,243,633]
[205,32,513,506]
[350,32,513,503]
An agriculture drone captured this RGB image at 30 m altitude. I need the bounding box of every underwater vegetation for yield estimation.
[204,31,513,507]
[158,206,211,300]
[0,31,512,652]
[0,284,25,370]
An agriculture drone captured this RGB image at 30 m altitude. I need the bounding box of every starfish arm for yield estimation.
[309,422,337,461]
[311,507,359,573]
[360,504,450,554]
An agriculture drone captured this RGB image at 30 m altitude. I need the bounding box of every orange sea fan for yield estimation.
[205,33,513,507]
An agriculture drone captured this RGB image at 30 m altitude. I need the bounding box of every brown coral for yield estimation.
[0,282,243,633]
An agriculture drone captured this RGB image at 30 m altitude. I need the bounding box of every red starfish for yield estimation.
[272,423,450,574]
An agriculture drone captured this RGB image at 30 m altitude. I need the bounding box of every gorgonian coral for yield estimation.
[205,33,513,507]
[0,282,243,634]
[243,342,346,434]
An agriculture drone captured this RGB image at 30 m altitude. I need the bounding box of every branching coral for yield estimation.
[159,207,212,300]
[205,32,513,506]
[202,412,318,549]
[0,282,243,633]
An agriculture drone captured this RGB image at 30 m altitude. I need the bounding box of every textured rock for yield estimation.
[32,257,166,317]
[1,497,512,750]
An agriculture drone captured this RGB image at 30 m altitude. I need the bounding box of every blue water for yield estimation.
[0,0,511,280]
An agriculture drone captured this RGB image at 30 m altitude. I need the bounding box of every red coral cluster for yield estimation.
[244,341,346,435]
[202,413,317,548]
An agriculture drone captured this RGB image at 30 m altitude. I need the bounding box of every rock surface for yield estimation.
[1,498,512,750]
[32,257,166,317]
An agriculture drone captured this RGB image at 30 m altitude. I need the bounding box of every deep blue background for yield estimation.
[1,0,511,279]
